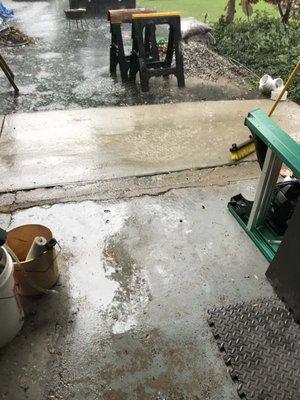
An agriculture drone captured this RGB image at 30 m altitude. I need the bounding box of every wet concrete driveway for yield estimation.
[0,181,273,400]
[1,99,299,192]
[0,0,257,114]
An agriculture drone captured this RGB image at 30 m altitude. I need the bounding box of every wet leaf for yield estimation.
[19,375,29,390]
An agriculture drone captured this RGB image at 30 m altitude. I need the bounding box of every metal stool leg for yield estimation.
[0,55,19,95]
[0,55,14,79]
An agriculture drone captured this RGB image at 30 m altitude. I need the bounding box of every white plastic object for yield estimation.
[259,74,276,93]
[271,88,288,101]
[0,248,24,348]
[274,78,284,89]
[259,75,284,94]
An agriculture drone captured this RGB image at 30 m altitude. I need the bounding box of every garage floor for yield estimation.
[0,99,299,399]
[0,181,273,400]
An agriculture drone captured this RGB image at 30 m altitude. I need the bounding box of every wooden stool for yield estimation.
[0,53,19,95]
[107,8,156,82]
[131,12,185,92]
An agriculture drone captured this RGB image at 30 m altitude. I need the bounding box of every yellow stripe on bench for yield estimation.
[132,12,181,19]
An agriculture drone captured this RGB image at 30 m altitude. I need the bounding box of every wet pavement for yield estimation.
[1,99,299,192]
[0,181,273,400]
[0,2,294,398]
[0,0,258,114]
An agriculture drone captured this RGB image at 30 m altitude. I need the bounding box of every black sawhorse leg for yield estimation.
[110,22,159,83]
[144,24,159,61]
[131,14,185,92]
[173,20,185,88]
[110,23,131,82]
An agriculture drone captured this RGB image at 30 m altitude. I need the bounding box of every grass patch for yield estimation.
[137,0,276,22]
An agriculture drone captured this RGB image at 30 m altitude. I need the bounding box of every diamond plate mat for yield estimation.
[208,298,300,400]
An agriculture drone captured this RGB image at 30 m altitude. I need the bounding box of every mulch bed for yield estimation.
[0,26,34,46]
[159,40,250,85]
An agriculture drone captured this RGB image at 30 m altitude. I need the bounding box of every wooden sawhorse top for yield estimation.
[107,8,156,24]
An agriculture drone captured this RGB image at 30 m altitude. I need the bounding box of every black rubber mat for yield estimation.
[208,298,300,400]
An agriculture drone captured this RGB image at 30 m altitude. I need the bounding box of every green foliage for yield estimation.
[213,13,300,103]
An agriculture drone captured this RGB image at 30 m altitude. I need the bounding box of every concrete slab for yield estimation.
[1,99,299,192]
[0,181,273,400]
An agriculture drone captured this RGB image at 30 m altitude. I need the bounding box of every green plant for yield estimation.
[213,13,300,103]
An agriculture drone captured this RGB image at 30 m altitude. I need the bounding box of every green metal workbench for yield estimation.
[228,108,300,262]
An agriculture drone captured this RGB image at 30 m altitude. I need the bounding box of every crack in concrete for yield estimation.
[134,187,174,198]
[1,192,16,228]
[0,161,260,214]
[0,173,257,216]
[1,186,184,215]
[0,160,257,196]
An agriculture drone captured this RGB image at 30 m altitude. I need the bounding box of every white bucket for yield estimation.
[0,248,24,348]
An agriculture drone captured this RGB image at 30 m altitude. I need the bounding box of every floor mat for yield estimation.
[208,298,300,400]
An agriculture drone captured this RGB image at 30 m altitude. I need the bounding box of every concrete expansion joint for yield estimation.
[0,159,257,196]
[0,161,261,213]
[1,186,177,214]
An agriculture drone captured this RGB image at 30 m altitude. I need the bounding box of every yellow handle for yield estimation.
[269,60,300,117]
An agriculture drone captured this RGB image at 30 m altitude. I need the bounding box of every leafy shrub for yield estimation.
[213,13,300,103]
